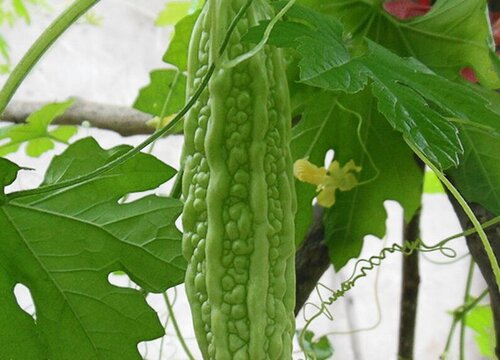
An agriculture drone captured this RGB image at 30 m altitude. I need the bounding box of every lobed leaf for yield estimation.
[292,90,422,269]
[0,138,186,359]
[315,0,500,88]
[247,3,500,172]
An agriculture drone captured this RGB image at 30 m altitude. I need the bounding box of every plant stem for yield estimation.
[163,292,195,360]
[6,0,255,201]
[398,210,421,360]
[459,258,475,360]
[441,289,489,359]
[407,141,500,293]
[0,0,100,114]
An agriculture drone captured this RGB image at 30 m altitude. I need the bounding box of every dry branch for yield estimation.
[1,99,154,136]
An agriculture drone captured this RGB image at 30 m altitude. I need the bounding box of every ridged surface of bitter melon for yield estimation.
[182,0,296,359]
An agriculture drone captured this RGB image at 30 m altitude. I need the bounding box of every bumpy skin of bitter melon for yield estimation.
[181,0,296,359]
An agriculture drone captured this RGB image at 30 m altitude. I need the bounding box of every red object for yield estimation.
[383,1,498,84]
[384,0,431,20]
[460,67,479,83]
[491,11,500,25]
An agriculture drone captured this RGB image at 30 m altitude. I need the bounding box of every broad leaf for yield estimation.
[133,69,186,117]
[0,138,186,359]
[292,90,422,268]
[247,3,500,172]
[0,99,77,157]
[447,86,500,215]
[314,0,500,88]
[465,304,497,358]
[298,1,500,214]
[163,11,200,72]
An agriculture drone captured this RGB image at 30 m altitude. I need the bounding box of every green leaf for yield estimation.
[247,4,464,169]
[423,170,445,194]
[0,138,186,359]
[12,0,31,23]
[163,11,200,71]
[133,69,186,117]
[297,330,334,360]
[317,0,500,88]
[465,304,497,358]
[448,87,500,215]
[292,90,422,268]
[0,157,21,202]
[49,125,79,143]
[0,158,20,188]
[155,1,192,27]
[251,4,500,173]
[0,33,10,70]
[0,99,76,157]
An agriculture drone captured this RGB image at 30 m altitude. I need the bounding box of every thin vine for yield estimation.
[407,141,500,293]
[0,0,101,113]
[4,0,256,201]
[297,216,500,359]
[163,291,196,360]
[440,288,489,360]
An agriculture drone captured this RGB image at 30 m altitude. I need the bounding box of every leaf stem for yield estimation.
[407,141,500,293]
[0,0,101,114]
[441,289,489,359]
[163,291,195,360]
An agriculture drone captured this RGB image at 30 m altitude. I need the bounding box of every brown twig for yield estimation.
[398,210,421,360]
[294,206,330,315]
[1,98,154,136]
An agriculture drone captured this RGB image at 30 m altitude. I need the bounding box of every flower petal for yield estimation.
[294,159,327,186]
[317,186,336,208]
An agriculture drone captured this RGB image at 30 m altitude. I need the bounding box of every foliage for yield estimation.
[246,1,500,270]
[465,304,497,359]
[0,138,185,359]
[0,99,77,157]
[297,330,334,360]
[311,0,500,88]
[291,89,422,268]
[133,69,186,118]
[1,0,500,357]
[0,0,46,72]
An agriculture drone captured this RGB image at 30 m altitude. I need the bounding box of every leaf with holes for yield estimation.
[292,90,422,268]
[0,137,186,359]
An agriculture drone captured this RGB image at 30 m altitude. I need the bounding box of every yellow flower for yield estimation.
[294,158,362,208]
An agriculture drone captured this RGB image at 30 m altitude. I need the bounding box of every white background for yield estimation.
[0,1,490,359]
